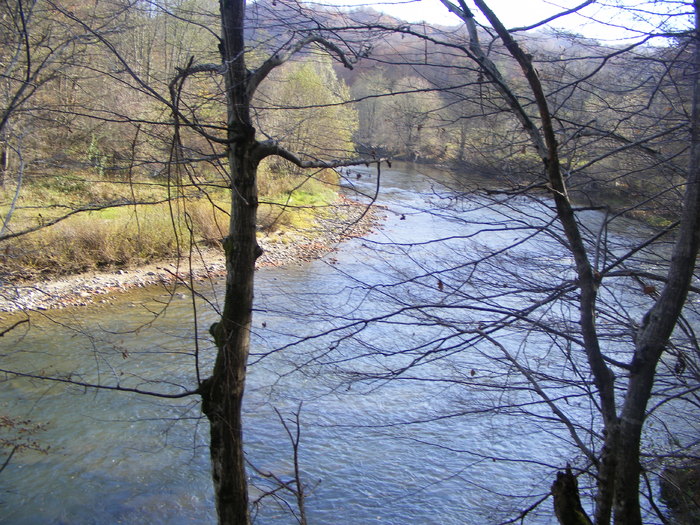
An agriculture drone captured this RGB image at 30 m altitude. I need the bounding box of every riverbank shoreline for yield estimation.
[0,199,385,313]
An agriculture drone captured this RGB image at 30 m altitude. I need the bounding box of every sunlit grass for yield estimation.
[1,165,341,279]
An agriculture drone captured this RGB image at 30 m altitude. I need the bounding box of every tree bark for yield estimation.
[612,5,700,523]
[552,467,593,525]
[0,136,7,189]
[459,2,700,523]
[199,1,259,524]
[197,3,364,523]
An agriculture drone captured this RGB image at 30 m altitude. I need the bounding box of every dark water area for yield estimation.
[1,163,692,524]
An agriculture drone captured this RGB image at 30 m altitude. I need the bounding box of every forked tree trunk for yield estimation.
[196,2,364,522]
[466,2,700,524]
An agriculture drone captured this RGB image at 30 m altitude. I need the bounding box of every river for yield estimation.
[1,163,694,524]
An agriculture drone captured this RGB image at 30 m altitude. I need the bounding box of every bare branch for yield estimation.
[0,197,181,242]
[0,318,28,338]
[247,35,354,99]
[253,139,388,169]
[479,331,596,463]
[0,447,17,475]
[0,368,198,399]
[509,1,596,34]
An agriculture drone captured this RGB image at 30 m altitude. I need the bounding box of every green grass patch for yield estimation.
[1,164,340,280]
[258,165,339,234]
[4,203,189,278]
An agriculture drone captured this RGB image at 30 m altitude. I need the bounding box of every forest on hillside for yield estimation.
[2,0,691,248]
[2,1,700,525]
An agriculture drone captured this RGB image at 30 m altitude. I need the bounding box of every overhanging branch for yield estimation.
[254,139,387,169]
[0,368,198,399]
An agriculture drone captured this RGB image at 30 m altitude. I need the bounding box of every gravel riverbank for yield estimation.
[0,200,384,313]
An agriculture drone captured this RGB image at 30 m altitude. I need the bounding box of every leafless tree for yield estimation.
[4,2,700,524]
[2,1,378,523]
[278,1,700,524]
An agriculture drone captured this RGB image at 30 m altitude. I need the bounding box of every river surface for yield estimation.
[1,163,694,524]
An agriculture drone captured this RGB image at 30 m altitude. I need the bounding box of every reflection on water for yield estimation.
[1,163,691,524]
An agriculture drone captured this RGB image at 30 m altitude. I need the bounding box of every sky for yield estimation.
[307,0,694,42]
[342,0,570,27]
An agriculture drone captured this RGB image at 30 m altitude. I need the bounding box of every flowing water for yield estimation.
[0,163,693,524]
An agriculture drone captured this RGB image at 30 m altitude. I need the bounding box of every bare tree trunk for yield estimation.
[193,2,367,521]
[593,430,618,525]
[449,2,700,523]
[465,4,617,520]
[0,137,7,189]
[0,125,9,189]
[199,1,259,523]
[612,7,700,523]
[200,145,259,525]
